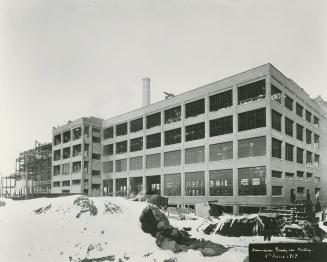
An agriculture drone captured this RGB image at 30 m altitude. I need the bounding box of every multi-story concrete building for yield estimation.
[50,64,327,212]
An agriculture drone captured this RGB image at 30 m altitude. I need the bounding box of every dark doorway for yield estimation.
[146,175,161,195]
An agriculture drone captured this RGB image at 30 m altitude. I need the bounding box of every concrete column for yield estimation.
[161,110,165,196]
[266,75,272,205]
[181,102,186,204]
[205,95,210,200]
[142,114,146,195]
[232,85,238,206]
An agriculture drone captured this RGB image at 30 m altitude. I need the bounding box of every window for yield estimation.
[209,141,233,161]
[62,163,70,175]
[306,173,313,180]
[103,144,113,156]
[305,110,312,122]
[92,136,101,143]
[54,134,61,145]
[238,166,266,196]
[314,116,319,127]
[116,123,127,137]
[73,127,81,140]
[238,136,266,158]
[72,162,81,173]
[73,144,81,157]
[116,141,127,154]
[272,186,283,196]
[238,108,266,131]
[63,130,71,143]
[305,129,312,145]
[92,153,101,160]
[164,173,181,196]
[92,127,101,134]
[103,161,113,173]
[296,124,303,141]
[91,184,101,190]
[115,159,127,172]
[285,143,294,162]
[146,153,161,169]
[296,103,303,117]
[130,118,143,133]
[209,169,233,196]
[185,146,205,164]
[210,115,233,137]
[271,85,282,103]
[103,127,113,139]
[53,181,60,187]
[54,150,61,161]
[272,138,282,159]
[84,125,90,138]
[185,122,205,141]
[63,147,70,159]
[297,187,304,195]
[271,110,282,131]
[165,128,181,145]
[130,177,142,195]
[314,134,319,148]
[130,137,143,152]
[209,90,232,111]
[306,151,313,167]
[146,112,161,129]
[116,178,127,196]
[185,171,205,196]
[285,96,293,111]
[297,171,304,179]
[185,98,205,118]
[285,172,294,179]
[53,165,60,176]
[315,177,321,183]
[146,133,161,149]
[238,79,265,104]
[62,180,70,187]
[164,150,181,167]
[165,106,181,124]
[272,170,282,178]
[130,156,143,170]
[72,179,81,185]
[314,154,320,168]
[84,144,89,157]
[296,147,304,164]
[285,117,294,137]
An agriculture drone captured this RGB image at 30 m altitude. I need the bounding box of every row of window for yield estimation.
[272,138,320,167]
[272,110,320,148]
[54,126,101,145]
[53,144,100,161]
[271,170,316,180]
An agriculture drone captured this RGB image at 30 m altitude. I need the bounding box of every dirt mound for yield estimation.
[73,197,98,218]
[140,205,229,257]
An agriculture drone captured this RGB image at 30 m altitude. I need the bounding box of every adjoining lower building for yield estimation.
[50,64,327,213]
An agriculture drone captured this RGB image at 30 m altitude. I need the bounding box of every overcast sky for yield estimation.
[0,0,326,176]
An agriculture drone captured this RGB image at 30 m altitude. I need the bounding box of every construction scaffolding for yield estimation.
[15,141,52,197]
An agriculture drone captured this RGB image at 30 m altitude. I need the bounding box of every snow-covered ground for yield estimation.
[0,196,311,262]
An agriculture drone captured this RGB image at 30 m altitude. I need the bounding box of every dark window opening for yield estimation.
[314,134,319,148]
[130,177,143,196]
[130,118,143,133]
[116,178,127,196]
[272,186,283,196]
[296,147,304,164]
[63,130,71,143]
[63,147,70,159]
[185,122,205,141]
[92,153,101,160]
[238,108,266,131]
[103,127,113,139]
[209,141,233,161]
[285,96,293,111]
[285,117,294,137]
[271,85,282,103]
[285,143,294,162]
[165,106,181,124]
[116,141,127,154]
[210,115,233,137]
[209,169,233,196]
[73,127,81,140]
[72,162,81,173]
[54,150,61,161]
[185,98,205,118]
[116,159,127,172]
[92,127,101,134]
[306,151,313,167]
[116,123,127,136]
[146,133,161,149]
[73,144,81,157]
[209,90,232,112]
[92,136,101,143]
[238,166,266,196]
[238,136,266,158]
[296,124,304,141]
[54,134,61,145]
[164,173,181,196]
[296,103,303,117]
[305,110,312,122]
[271,110,282,131]
[103,144,113,156]
[306,129,312,144]
[285,172,294,179]
[53,165,61,176]
[130,137,143,152]
[272,138,282,159]
[103,179,113,196]
[238,79,265,104]
[272,170,282,178]
[314,116,319,127]
[185,171,205,196]
[62,180,70,187]
[146,112,161,129]
[146,175,161,195]
[165,128,181,145]
[297,171,304,179]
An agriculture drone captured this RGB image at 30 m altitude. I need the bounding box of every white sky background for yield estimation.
[0,0,326,176]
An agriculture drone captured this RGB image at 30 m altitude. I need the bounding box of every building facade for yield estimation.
[50,64,327,212]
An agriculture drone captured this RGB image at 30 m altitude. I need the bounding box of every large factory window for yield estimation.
[306,151,313,167]
[209,141,233,161]
[238,166,266,196]
[116,123,127,137]
[63,130,71,143]
[72,161,81,173]
[92,136,101,143]
[285,95,293,111]
[146,133,161,149]
[53,165,60,176]
[165,128,181,145]
[185,171,205,196]
[272,138,282,159]
[185,146,205,164]
[130,156,143,170]
[103,127,113,139]
[296,103,303,117]
[209,90,233,112]
[296,147,304,164]
[238,108,266,131]
[306,129,312,144]
[92,170,100,178]
[271,110,282,131]
[314,154,320,168]
[238,136,266,158]
[164,173,181,196]
[63,147,70,159]
[165,106,181,124]
[116,178,127,196]
[210,115,233,137]
[314,116,319,128]
[62,180,70,187]
[285,143,294,162]
[146,175,161,195]
[103,179,113,195]
[185,98,205,118]
[305,110,312,122]
[116,141,127,154]
[164,150,181,167]
[54,150,61,161]
[53,181,60,187]
[73,144,81,157]
[185,122,205,141]
[314,134,319,148]
[272,186,283,196]
[146,112,161,129]
[146,153,161,169]
[130,117,143,133]
[54,134,61,145]
[73,127,81,140]
[238,79,265,104]
[209,169,233,196]
[271,85,282,103]
[103,144,113,156]
[130,177,143,195]
[103,161,113,173]
[115,159,127,172]
[130,137,143,152]
[272,170,282,178]
[285,117,294,137]
[62,163,70,175]
[296,171,304,179]
[296,124,304,141]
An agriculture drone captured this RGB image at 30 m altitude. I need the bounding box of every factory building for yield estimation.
[50,64,327,212]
